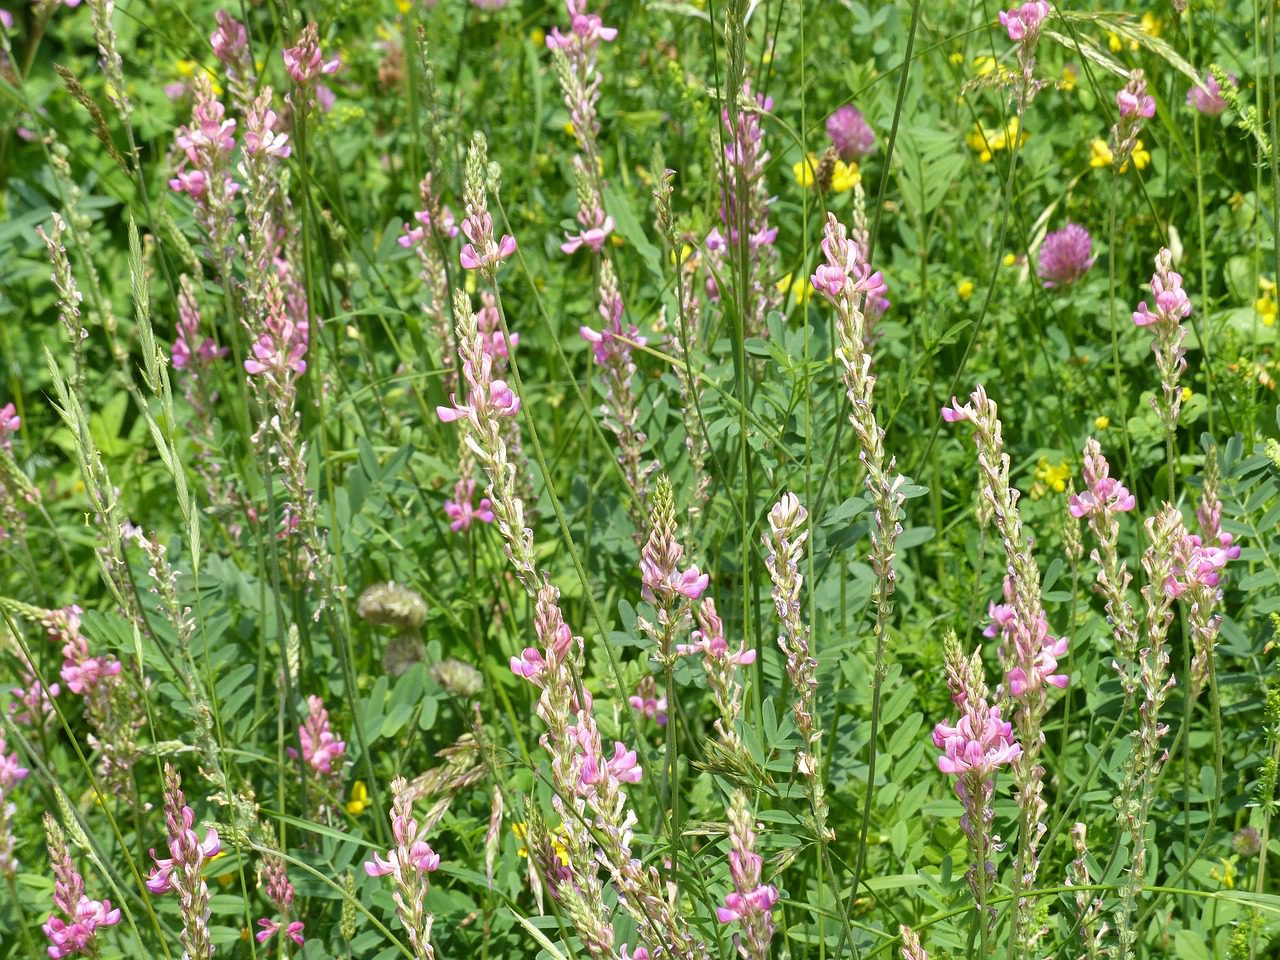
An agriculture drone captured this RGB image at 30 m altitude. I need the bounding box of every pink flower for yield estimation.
[299,695,346,776]
[436,379,521,423]
[256,919,305,945]
[460,232,517,271]
[1069,440,1136,518]
[998,1,1050,44]
[510,647,546,680]
[44,897,122,959]
[1117,84,1156,119]
[932,706,1021,778]
[826,104,876,161]
[1037,223,1095,289]
[443,477,495,531]
[561,215,616,254]
[1187,71,1230,116]
[0,402,19,451]
[715,883,780,923]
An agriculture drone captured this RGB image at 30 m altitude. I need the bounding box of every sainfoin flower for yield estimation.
[715,791,778,960]
[299,695,346,776]
[147,765,218,960]
[1069,439,1136,518]
[365,776,441,960]
[1187,71,1229,116]
[283,23,340,85]
[826,104,876,161]
[256,919,306,946]
[998,1,1049,43]
[1037,223,1095,288]
[443,477,495,531]
[42,813,96,948]
[0,402,18,451]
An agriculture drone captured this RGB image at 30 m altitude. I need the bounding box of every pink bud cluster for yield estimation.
[282,23,340,86]
[639,530,709,604]
[1132,247,1191,430]
[460,213,518,273]
[932,707,1021,786]
[365,776,441,960]
[1110,70,1154,169]
[546,0,617,148]
[147,765,219,960]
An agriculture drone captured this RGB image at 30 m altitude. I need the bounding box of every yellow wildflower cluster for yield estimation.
[1030,456,1071,499]
[972,55,1018,83]
[1106,13,1161,53]
[776,272,814,307]
[1089,138,1150,173]
[967,118,1027,163]
[512,821,571,865]
[792,152,860,193]
[956,279,975,300]
[1255,277,1277,326]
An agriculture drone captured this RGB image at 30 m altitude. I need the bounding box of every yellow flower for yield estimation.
[1129,140,1150,171]
[1210,858,1236,889]
[465,271,477,294]
[1003,252,1017,268]
[1140,11,1161,37]
[1181,386,1193,402]
[830,159,860,193]
[950,51,965,66]
[562,120,576,137]
[957,279,975,300]
[775,272,812,306]
[1254,295,1277,325]
[1090,138,1114,168]
[530,27,546,47]
[347,780,370,815]
[669,243,694,267]
[967,117,1027,163]
[1033,456,1072,496]
[1095,415,1110,430]
[176,59,197,77]
[208,850,235,887]
[1107,32,1123,52]
[610,233,625,247]
[512,822,570,865]
[973,55,997,77]
[1260,276,1277,293]
[762,48,773,65]
[792,152,818,188]
[1061,65,1078,91]
[396,0,412,12]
